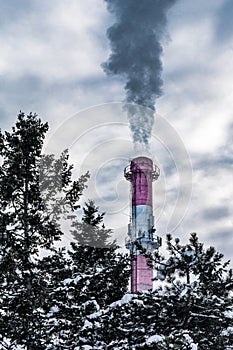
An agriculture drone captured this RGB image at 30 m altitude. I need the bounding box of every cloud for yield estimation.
[0,0,118,127]
[0,0,33,28]
[208,227,233,259]
[0,0,107,80]
[210,227,232,240]
[214,0,233,44]
[202,206,230,221]
[159,0,233,156]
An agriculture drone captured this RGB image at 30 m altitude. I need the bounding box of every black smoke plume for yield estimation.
[102,0,177,147]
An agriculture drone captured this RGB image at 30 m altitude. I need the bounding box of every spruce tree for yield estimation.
[70,200,130,306]
[154,233,233,348]
[41,200,130,349]
[0,112,89,349]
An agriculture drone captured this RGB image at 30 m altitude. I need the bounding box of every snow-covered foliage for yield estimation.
[71,234,233,349]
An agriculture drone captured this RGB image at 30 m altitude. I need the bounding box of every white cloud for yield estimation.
[0,0,108,81]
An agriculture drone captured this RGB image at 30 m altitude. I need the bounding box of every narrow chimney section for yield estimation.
[124,156,161,292]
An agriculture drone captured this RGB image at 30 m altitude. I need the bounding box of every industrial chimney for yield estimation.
[124,156,161,292]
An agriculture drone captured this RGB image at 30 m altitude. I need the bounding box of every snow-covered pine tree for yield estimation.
[0,112,89,350]
[154,233,233,348]
[71,199,115,248]
[42,200,130,349]
[37,247,76,349]
[77,233,233,349]
[70,200,130,306]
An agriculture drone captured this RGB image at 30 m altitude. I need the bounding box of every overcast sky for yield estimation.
[0,0,232,262]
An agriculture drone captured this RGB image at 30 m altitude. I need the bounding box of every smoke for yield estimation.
[102,0,177,147]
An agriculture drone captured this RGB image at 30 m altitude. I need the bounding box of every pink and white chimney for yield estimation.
[124,156,161,292]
